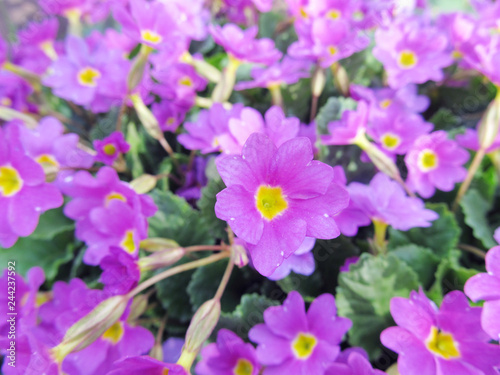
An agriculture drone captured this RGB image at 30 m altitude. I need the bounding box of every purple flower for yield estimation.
[94,132,130,166]
[178,103,243,154]
[0,72,35,112]
[268,237,316,281]
[495,227,500,244]
[215,133,349,276]
[108,356,188,375]
[218,106,301,155]
[163,0,209,42]
[17,17,59,61]
[235,57,311,90]
[347,173,439,231]
[465,246,500,341]
[99,247,140,295]
[405,131,469,198]
[367,112,434,155]
[196,329,261,375]
[381,289,500,374]
[339,256,360,273]
[113,0,180,49]
[43,36,130,113]
[455,128,500,153]
[0,125,63,248]
[321,101,369,146]
[163,337,184,363]
[152,101,187,133]
[210,24,282,64]
[176,156,208,201]
[249,291,352,374]
[326,352,385,375]
[373,17,453,88]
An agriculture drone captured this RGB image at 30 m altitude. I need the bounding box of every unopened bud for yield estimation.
[130,174,157,194]
[311,67,326,98]
[331,63,350,97]
[2,62,42,91]
[0,106,38,128]
[140,238,181,252]
[127,45,152,91]
[212,55,240,103]
[478,96,500,150]
[231,242,249,268]
[184,299,221,353]
[386,363,400,375]
[149,342,163,361]
[138,247,186,271]
[127,294,149,324]
[130,93,163,140]
[51,295,128,362]
[356,134,400,180]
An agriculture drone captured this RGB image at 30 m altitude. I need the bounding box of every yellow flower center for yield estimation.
[292,333,317,360]
[77,67,101,87]
[102,322,124,344]
[381,133,401,150]
[35,154,59,168]
[166,117,175,126]
[105,192,127,206]
[1,97,12,107]
[141,30,163,45]
[179,76,193,87]
[35,292,52,307]
[120,230,137,254]
[233,358,253,375]
[426,326,460,359]
[326,9,341,19]
[328,46,338,56]
[299,7,308,18]
[452,50,463,59]
[162,369,170,375]
[379,99,392,109]
[418,149,439,172]
[0,166,23,197]
[103,144,117,156]
[255,185,288,221]
[398,50,418,69]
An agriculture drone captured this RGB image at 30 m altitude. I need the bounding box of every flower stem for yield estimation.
[214,258,234,301]
[453,147,486,212]
[373,220,388,254]
[269,84,284,109]
[457,243,486,259]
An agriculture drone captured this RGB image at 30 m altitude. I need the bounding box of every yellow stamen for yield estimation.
[255,185,288,221]
[299,7,308,18]
[1,97,12,107]
[77,67,101,87]
[35,154,59,168]
[0,166,23,197]
[381,133,401,150]
[426,326,460,359]
[105,192,127,206]
[380,99,392,109]
[179,76,193,87]
[292,333,317,360]
[103,144,117,156]
[102,322,124,344]
[398,50,418,69]
[328,46,338,56]
[418,149,439,172]
[326,9,341,19]
[141,30,163,45]
[233,358,253,375]
[120,230,136,254]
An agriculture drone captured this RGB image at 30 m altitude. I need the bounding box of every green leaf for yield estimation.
[315,97,357,134]
[336,253,419,359]
[388,203,460,257]
[460,189,497,249]
[471,165,498,204]
[197,178,227,240]
[29,207,74,240]
[277,271,323,299]
[148,189,213,247]
[342,49,384,87]
[217,293,279,340]
[429,108,461,132]
[389,245,440,288]
[282,78,312,121]
[125,122,146,178]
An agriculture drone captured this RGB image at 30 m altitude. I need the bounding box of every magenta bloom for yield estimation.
[405,131,469,198]
[152,101,186,132]
[381,290,500,374]
[249,291,352,374]
[210,24,282,64]
[215,133,348,276]
[235,57,311,90]
[94,132,130,165]
[99,247,140,295]
[0,125,63,248]
[367,112,434,155]
[218,106,300,155]
[326,352,385,375]
[347,173,438,231]
[373,17,453,88]
[17,17,59,61]
[176,156,208,201]
[321,101,368,146]
[0,72,35,112]
[178,103,243,154]
[455,128,500,153]
[268,237,316,281]
[43,36,130,113]
[495,227,500,244]
[465,246,500,341]
[339,257,360,273]
[108,356,188,375]
[196,329,261,375]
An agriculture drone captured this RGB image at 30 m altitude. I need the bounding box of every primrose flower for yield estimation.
[321,101,368,146]
[268,237,316,281]
[347,173,439,231]
[43,36,130,113]
[0,72,34,112]
[176,156,209,201]
[215,133,349,276]
[326,352,385,375]
[218,106,300,155]
[99,247,140,295]
[249,291,352,374]
[381,290,500,374]
[210,24,282,64]
[465,246,500,340]
[94,132,130,166]
[0,125,63,248]
[373,17,453,88]
[405,131,469,198]
[113,0,179,49]
[455,128,500,153]
[152,101,186,133]
[178,103,243,154]
[196,329,261,375]
[108,356,188,375]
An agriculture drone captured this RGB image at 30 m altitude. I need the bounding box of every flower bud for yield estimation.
[231,242,249,268]
[149,342,164,361]
[130,174,157,194]
[478,96,500,150]
[140,238,181,252]
[181,51,222,83]
[127,294,149,324]
[311,67,326,98]
[130,93,163,140]
[212,55,240,103]
[356,134,400,180]
[0,106,38,128]
[184,299,221,353]
[331,63,350,97]
[51,295,128,362]
[127,45,152,91]
[138,247,186,271]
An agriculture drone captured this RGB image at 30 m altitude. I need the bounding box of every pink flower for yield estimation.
[215,133,348,276]
[94,132,130,166]
[321,101,369,146]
